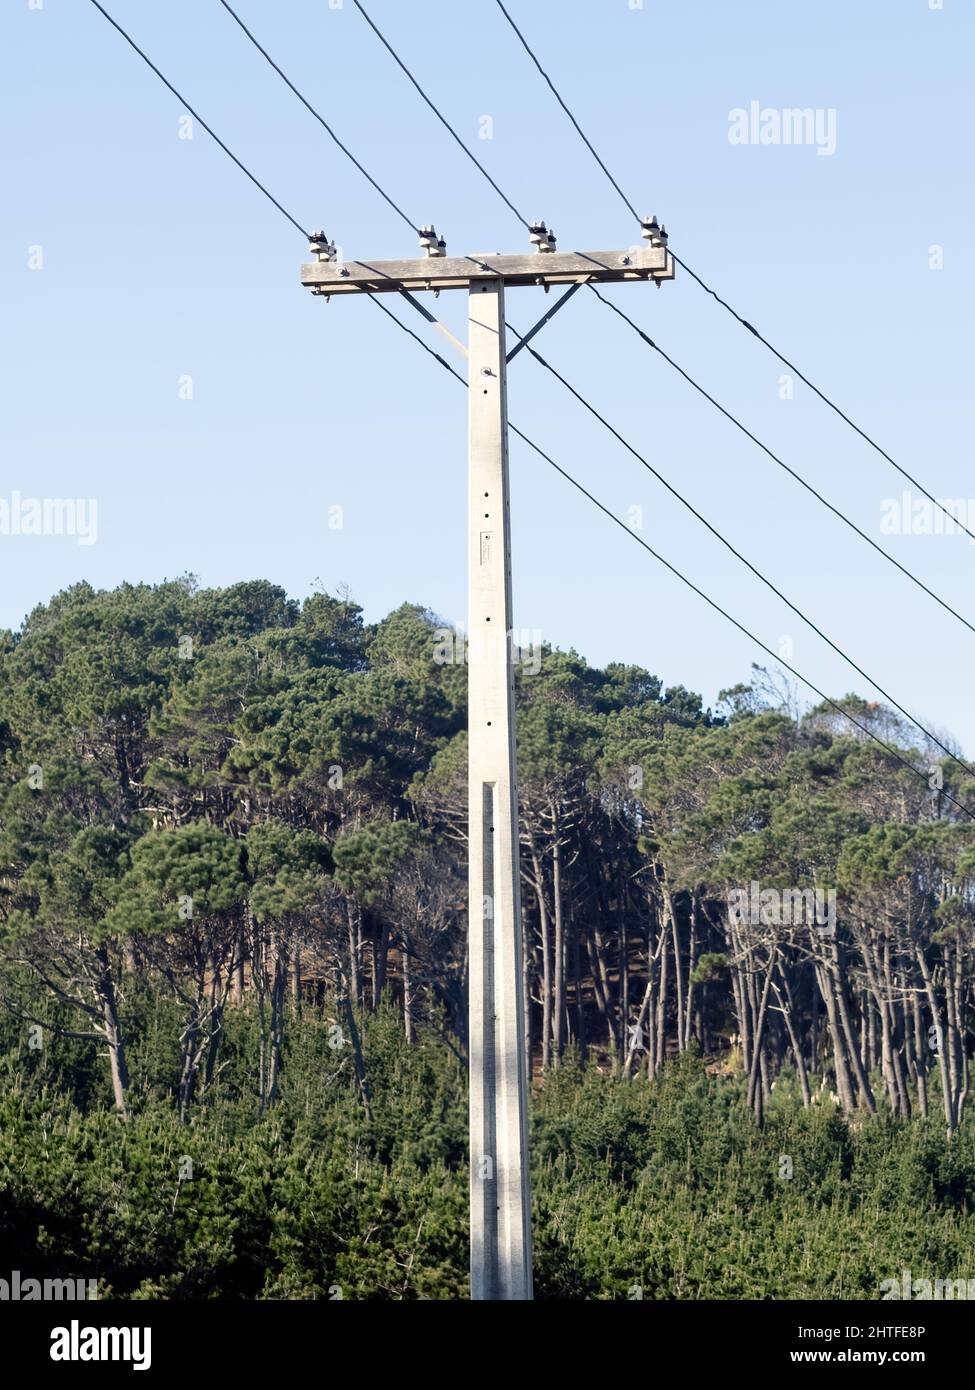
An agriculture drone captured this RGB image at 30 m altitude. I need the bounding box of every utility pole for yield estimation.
[466,273,531,1299]
[301,222,674,1301]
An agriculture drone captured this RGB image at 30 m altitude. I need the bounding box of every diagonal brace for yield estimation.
[397,288,469,360]
[505,282,585,363]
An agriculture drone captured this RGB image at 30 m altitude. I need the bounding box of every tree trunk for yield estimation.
[94,946,128,1117]
[551,812,565,1066]
[530,844,552,1072]
[815,959,856,1113]
[747,946,777,1121]
[402,937,415,1044]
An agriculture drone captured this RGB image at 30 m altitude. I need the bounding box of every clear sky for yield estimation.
[2,0,972,754]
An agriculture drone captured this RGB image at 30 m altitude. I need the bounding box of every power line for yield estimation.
[506,321,975,786]
[371,299,972,821]
[202,3,975,780]
[217,0,421,237]
[590,285,975,639]
[351,0,532,230]
[347,0,973,637]
[215,0,488,395]
[368,293,467,385]
[667,256,975,546]
[83,0,973,819]
[523,437,975,823]
[491,0,975,547]
[86,0,309,240]
[492,0,641,224]
[375,297,968,811]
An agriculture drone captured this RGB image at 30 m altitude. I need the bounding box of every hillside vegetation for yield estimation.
[1,577,972,1297]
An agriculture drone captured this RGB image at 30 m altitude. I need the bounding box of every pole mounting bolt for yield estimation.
[308,231,337,262]
[640,215,668,248]
[420,225,447,257]
[529,221,556,253]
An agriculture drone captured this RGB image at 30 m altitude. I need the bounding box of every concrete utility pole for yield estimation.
[301,223,674,1301]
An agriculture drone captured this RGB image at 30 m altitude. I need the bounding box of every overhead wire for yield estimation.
[88,0,309,239]
[349,0,975,636]
[218,0,421,237]
[590,285,975,638]
[505,320,975,784]
[490,0,975,547]
[215,0,975,741]
[351,0,532,229]
[82,0,975,821]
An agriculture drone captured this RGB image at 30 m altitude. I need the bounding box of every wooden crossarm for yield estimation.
[300,246,674,295]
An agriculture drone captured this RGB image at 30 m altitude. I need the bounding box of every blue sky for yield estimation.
[2,0,973,754]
